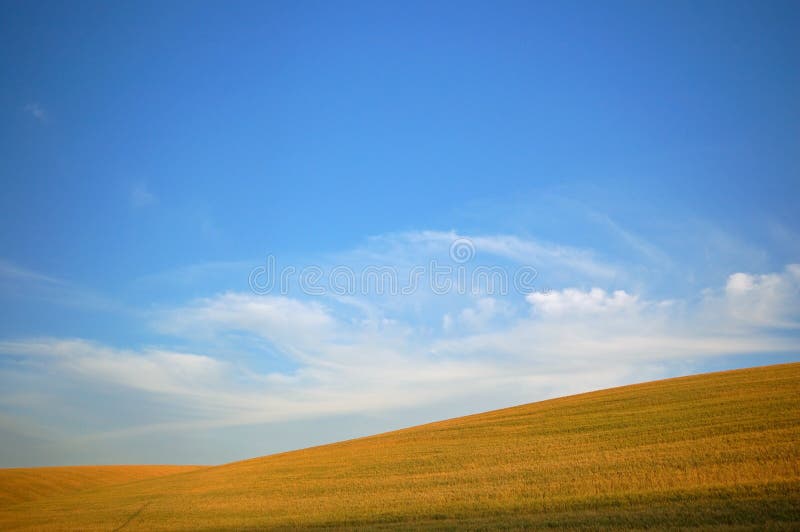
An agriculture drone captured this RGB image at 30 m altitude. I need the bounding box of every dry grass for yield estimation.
[0,362,798,530]
[0,465,204,508]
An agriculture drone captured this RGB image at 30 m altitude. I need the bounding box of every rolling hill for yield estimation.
[0,362,798,530]
[0,466,204,508]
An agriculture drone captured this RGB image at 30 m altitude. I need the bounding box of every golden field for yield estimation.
[0,466,204,508]
[0,362,798,530]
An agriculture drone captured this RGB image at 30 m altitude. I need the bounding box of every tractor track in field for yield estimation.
[113,501,151,531]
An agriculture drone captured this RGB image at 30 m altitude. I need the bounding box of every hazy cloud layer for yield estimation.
[1,230,798,464]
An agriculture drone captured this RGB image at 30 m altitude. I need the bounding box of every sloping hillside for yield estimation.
[0,465,204,508]
[1,363,798,530]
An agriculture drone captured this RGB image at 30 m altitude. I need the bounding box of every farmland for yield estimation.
[0,362,798,530]
[0,465,203,508]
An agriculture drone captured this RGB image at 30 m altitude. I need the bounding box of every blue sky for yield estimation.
[1,0,799,466]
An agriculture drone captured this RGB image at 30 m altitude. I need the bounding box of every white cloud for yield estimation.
[430,267,800,365]
[0,259,123,313]
[24,103,47,122]
[527,287,639,317]
[130,183,157,207]
[157,292,336,351]
[0,334,531,438]
[2,224,799,462]
[395,230,617,279]
[720,264,800,328]
[441,297,514,333]
[0,259,62,285]
[590,213,673,266]
[442,313,454,331]
[6,263,798,443]
[0,339,229,399]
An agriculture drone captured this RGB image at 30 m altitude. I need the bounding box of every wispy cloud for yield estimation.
[130,183,157,207]
[24,103,47,123]
[379,230,618,280]
[0,258,124,313]
[156,292,336,353]
[589,213,674,267]
[2,261,797,449]
[0,259,62,285]
[1,227,799,464]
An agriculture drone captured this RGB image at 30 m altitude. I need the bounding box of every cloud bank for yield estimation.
[0,231,798,464]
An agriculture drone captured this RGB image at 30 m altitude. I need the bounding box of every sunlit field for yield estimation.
[0,362,797,530]
[0,465,203,508]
